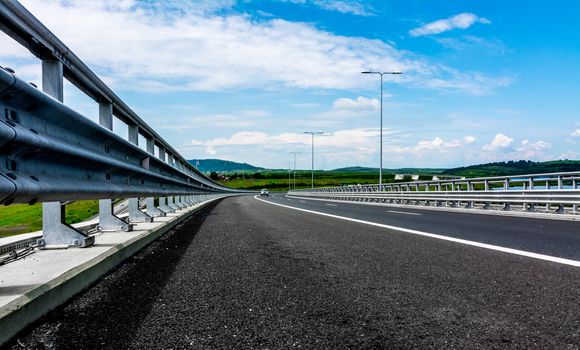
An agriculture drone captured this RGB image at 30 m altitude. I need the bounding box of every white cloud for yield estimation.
[463,136,476,144]
[482,133,513,151]
[279,0,373,16]
[410,13,491,37]
[519,139,550,151]
[0,1,510,95]
[516,139,552,160]
[559,151,578,160]
[436,35,509,56]
[332,96,379,111]
[570,129,580,137]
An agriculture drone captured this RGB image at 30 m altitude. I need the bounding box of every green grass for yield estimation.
[218,171,436,190]
[0,200,99,238]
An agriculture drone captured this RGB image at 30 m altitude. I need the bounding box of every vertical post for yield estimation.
[39,58,94,248]
[158,147,173,213]
[573,179,578,214]
[166,153,181,210]
[146,137,165,217]
[98,101,133,232]
[41,60,63,102]
[127,124,152,222]
[379,73,383,191]
[288,164,291,192]
[311,133,314,189]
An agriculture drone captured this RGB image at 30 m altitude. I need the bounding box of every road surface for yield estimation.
[5,195,579,349]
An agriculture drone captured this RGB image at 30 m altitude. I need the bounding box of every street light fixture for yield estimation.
[361,70,402,190]
[289,151,301,190]
[303,131,324,189]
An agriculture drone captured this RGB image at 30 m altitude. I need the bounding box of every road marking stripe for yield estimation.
[387,210,421,216]
[325,204,337,207]
[255,196,580,267]
[300,200,306,203]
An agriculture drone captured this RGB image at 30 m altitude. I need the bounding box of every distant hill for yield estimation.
[333,166,447,174]
[443,160,580,177]
[332,166,377,172]
[188,159,264,172]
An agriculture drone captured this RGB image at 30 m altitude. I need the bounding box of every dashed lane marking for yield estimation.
[387,210,422,216]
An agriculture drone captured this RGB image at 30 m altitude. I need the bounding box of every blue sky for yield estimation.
[1,0,579,169]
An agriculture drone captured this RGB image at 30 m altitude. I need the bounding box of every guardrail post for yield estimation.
[156,147,173,212]
[175,195,186,209]
[127,123,152,223]
[158,196,174,213]
[165,153,181,210]
[168,195,180,210]
[39,58,93,248]
[574,179,578,214]
[98,101,133,232]
[145,137,166,217]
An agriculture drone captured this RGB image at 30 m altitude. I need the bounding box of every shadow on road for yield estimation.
[4,201,221,350]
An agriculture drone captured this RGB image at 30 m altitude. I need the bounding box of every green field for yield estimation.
[0,200,99,238]
[218,170,435,190]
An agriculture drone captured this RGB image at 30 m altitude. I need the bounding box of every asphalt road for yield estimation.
[5,195,580,349]
[267,193,580,261]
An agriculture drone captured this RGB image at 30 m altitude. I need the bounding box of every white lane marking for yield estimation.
[387,210,422,216]
[254,196,580,268]
[325,204,338,207]
[300,200,306,203]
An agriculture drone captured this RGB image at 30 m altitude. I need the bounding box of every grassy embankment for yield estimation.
[0,200,99,238]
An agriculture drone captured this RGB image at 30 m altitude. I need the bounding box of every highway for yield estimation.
[5,195,579,349]
[266,193,580,262]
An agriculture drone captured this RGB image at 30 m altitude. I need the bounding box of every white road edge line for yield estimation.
[254,195,580,268]
[387,210,422,216]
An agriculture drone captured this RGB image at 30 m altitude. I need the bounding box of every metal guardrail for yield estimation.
[288,172,580,214]
[0,1,246,248]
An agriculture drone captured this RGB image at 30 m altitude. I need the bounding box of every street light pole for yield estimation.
[361,70,402,190]
[289,151,301,190]
[288,162,292,192]
[303,131,324,189]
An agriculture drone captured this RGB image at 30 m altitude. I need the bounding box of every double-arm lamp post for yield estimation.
[361,70,402,190]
